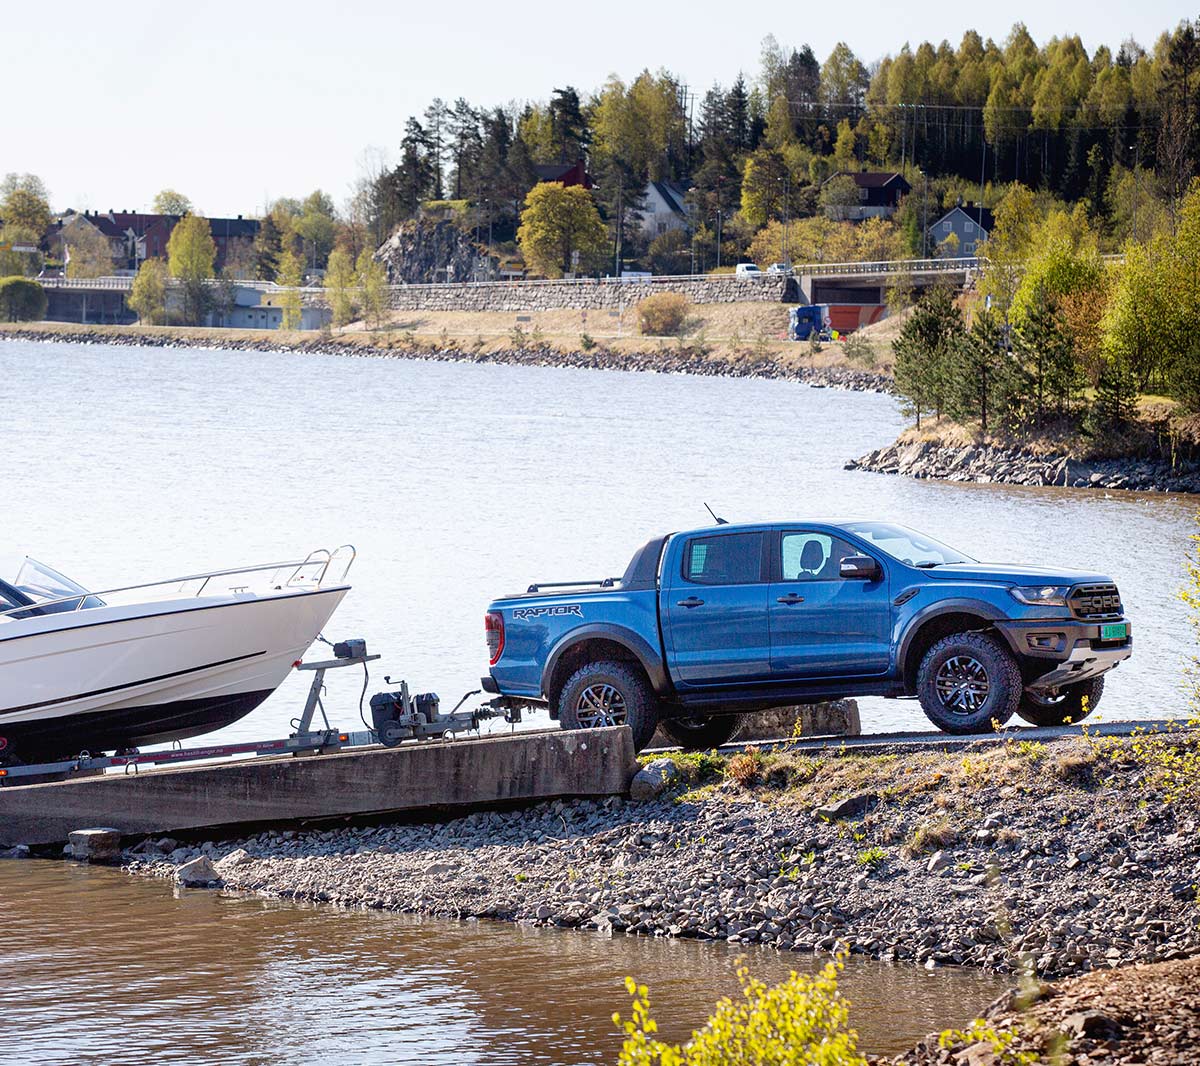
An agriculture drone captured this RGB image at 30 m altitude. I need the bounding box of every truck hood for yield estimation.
[918,562,1115,586]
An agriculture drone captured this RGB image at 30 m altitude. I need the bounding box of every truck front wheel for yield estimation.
[557,661,660,752]
[1017,677,1103,727]
[657,713,747,751]
[917,632,1020,734]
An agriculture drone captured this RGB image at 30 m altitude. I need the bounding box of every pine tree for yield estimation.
[253,215,282,281]
[1085,358,1140,433]
[892,285,963,427]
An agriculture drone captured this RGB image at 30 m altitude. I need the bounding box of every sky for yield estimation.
[7,0,1188,218]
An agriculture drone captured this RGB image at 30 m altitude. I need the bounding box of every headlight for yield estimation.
[1010,585,1071,607]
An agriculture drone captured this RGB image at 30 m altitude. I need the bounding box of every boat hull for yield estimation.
[0,586,348,761]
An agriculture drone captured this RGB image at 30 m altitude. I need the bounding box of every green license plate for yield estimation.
[1100,622,1127,641]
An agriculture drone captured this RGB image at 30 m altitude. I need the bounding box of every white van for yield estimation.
[735,262,763,277]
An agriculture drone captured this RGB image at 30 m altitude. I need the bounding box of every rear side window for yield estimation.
[683,533,763,585]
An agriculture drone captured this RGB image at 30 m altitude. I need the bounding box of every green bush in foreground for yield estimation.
[614,957,866,1065]
[0,275,46,322]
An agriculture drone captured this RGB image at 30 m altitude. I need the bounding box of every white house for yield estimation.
[639,181,690,238]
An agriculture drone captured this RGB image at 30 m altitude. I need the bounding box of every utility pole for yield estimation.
[486,198,494,277]
[1129,143,1140,243]
[782,170,790,265]
[922,170,929,258]
[613,179,623,277]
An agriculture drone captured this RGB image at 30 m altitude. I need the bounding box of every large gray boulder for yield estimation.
[175,855,221,887]
[629,758,679,802]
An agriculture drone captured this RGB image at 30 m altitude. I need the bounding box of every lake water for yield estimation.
[2,339,1196,738]
[2,338,1194,1063]
[4,860,1006,1064]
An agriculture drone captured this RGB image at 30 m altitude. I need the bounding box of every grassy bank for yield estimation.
[0,302,892,378]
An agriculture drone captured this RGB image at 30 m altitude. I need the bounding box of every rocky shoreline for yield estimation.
[123,735,1199,986]
[847,438,1200,494]
[0,326,891,393]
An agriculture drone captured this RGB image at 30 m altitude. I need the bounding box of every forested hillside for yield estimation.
[358,19,1200,269]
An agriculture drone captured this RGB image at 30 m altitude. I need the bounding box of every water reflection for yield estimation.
[2,861,1006,1065]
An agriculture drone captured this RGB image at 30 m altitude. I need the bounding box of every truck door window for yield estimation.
[684,533,763,585]
[781,533,862,581]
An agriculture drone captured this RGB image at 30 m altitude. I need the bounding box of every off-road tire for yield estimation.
[1017,676,1103,727]
[917,631,1021,734]
[557,660,660,752]
[657,713,747,751]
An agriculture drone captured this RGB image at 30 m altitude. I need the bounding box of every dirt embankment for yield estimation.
[886,955,1200,1065]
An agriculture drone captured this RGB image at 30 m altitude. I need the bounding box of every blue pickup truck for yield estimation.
[482,521,1133,750]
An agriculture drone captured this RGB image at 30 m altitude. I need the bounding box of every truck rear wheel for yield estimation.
[657,713,747,751]
[1017,677,1103,727]
[557,661,660,752]
[917,632,1020,734]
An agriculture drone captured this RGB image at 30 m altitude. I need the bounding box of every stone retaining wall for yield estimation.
[386,275,797,312]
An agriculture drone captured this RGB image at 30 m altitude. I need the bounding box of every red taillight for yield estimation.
[485,611,505,665]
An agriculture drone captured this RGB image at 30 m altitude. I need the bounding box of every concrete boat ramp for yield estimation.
[0,727,638,848]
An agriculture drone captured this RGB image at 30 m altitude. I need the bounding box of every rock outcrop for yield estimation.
[847,438,1200,494]
[374,219,486,285]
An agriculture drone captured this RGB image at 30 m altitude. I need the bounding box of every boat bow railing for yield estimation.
[0,546,357,619]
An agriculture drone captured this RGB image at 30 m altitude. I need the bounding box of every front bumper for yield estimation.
[994,618,1132,693]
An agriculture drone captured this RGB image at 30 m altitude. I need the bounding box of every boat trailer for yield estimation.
[0,639,521,786]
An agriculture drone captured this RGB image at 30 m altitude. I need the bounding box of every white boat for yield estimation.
[0,549,353,763]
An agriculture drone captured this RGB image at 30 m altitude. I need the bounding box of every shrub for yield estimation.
[614,957,866,1066]
[903,817,958,857]
[842,332,876,368]
[637,292,689,336]
[727,748,763,787]
[0,276,47,322]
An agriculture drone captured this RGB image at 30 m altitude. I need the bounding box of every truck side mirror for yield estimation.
[840,556,880,580]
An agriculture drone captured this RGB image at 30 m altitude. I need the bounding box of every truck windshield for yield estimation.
[840,522,971,568]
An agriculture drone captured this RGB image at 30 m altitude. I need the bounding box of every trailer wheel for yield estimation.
[657,714,747,751]
[557,660,659,752]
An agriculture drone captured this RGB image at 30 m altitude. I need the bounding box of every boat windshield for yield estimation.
[839,522,973,568]
[0,558,103,618]
[14,558,92,601]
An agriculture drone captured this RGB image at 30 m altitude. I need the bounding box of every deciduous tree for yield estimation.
[356,250,388,330]
[277,248,303,330]
[128,258,168,324]
[152,189,193,215]
[61,217,113,278]
[167,214,216,324]
[516,182,607,277]
[324,247,358,327]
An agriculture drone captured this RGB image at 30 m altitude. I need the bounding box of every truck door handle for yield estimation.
[677,597,705,608]
[776,593,806,605]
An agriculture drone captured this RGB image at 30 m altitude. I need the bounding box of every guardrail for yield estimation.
[800,257,980,276]
[33,254,1122,297]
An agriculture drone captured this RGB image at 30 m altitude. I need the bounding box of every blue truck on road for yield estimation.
[482,521,1132,750]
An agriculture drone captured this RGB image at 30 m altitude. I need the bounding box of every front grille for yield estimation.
[1070,583,1123,620]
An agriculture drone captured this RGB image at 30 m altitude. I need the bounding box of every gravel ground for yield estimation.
[124,735,1200,984]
